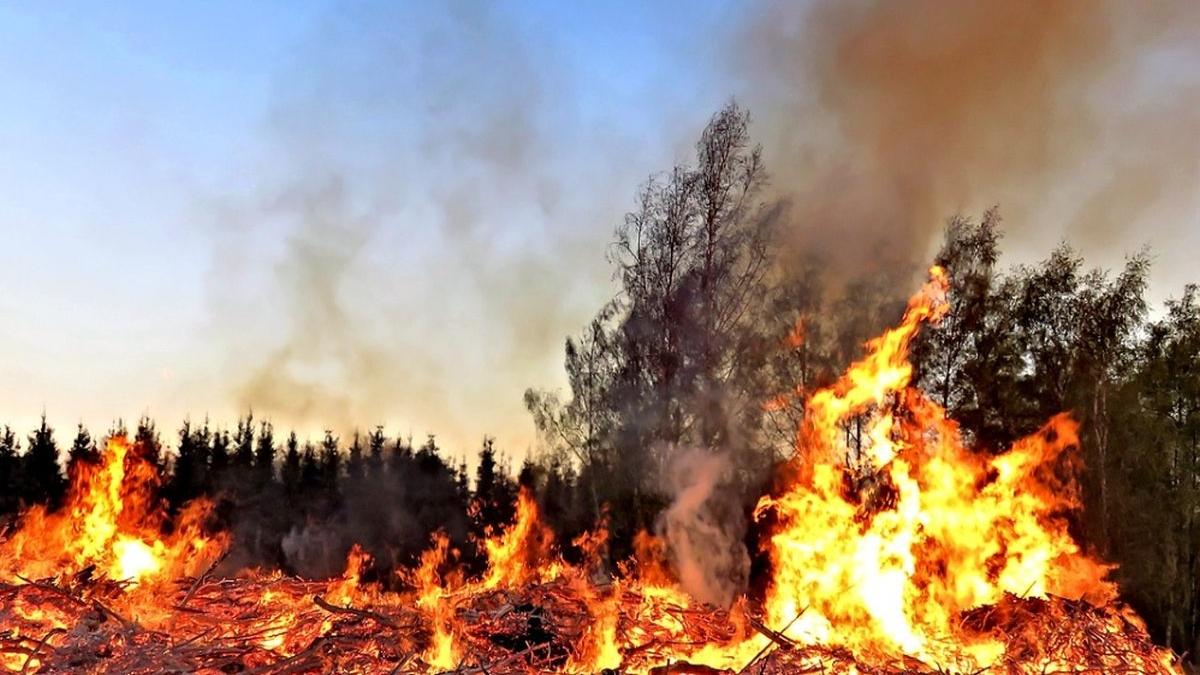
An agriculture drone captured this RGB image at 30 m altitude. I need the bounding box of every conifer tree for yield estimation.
[255,420,276,483]
[22,415,65,508]
[282,431,302,494]
[66,423,99,475]
[0,426,21,515]
[233,413,255,469]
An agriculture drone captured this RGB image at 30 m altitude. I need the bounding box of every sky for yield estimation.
[0,1,1196,463]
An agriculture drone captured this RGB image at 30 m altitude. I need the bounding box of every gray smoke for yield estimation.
[657,448,750,608]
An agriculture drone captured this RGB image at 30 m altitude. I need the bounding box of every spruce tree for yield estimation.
[233,413,255,469]
[0,426,21,515]
[22,415,65,508]
[282,431,302,494]
[346,431,364,484]
[255,420,276,484]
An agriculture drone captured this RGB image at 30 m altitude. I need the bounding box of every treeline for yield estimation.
[524,104,1200,655]
[0,415,544,580]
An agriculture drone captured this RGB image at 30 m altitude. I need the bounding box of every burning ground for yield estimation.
[0,269,1182,674]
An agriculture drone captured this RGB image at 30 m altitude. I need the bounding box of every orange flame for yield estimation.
[755,266,1116,667]
[0,436,224,587]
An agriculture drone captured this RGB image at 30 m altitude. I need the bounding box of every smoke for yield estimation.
[202,0,1198,460]
[204,2,648,454]
[657,449,750,608]
[734,0,1199,282]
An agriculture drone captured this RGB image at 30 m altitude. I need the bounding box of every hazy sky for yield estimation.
[0,1,1196,461]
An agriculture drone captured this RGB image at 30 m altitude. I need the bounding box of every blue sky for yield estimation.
[0,1,1196,460]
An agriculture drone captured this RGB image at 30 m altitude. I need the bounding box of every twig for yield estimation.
[180,548,230,609]
[313,595,401,629]
[15,574,139,630]
[738,607,807,675]
[20,627,64,675]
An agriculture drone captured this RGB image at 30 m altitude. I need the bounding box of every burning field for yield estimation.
[0,268,1183,674]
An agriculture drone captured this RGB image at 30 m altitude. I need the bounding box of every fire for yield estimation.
[755,266,1117,667]
[411,532,463,669]
[0,266,1182,673]
[0,435,224,587]
[480,487,559,590]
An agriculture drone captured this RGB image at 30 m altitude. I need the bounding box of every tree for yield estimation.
[281,431,302,495]
[1107,285,1200,653]
[299,440,321,493]
[367,426,386,476]
[22,415,65,508]
[913,209,1024,452]
[346,431,365,484]
[167,420,203,508]
[134,416,166,475]
[473,438,515,534]
[233,413,255,470]
[66,423,100,476]
[210,429,230,479]
[0,426,20,515]
[320,430,341,492]
[255,420,276,483]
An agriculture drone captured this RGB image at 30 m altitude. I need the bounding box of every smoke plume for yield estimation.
[657,449,750,608]
[205,2,646,454]
[735,0,1199,282]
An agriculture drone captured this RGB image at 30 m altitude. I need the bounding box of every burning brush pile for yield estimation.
[0,268,1183,674]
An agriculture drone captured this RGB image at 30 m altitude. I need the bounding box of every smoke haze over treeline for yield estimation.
[0,1,1193,457]
[207,0,1197,455]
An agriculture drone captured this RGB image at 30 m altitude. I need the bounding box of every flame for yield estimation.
[412,533,463,669]
[480,487,558,590]
[755,266,1116,667]
[0,436,224,587]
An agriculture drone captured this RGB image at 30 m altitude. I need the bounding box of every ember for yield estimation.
[0,269,1182,674]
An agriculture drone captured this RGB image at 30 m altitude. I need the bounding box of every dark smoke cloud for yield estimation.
[732,0,1199,284]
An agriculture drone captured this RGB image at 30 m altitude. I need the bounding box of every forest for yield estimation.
[0,104,1196,659]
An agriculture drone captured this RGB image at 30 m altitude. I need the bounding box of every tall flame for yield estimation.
[0,436,223,587]
[756,266,1115,666]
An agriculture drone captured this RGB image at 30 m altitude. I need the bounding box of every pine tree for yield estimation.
[367,426,386,476]
[233,413,255,469]
[210,429,230,478]
[0,426,21,515]
[346,431,364,484]
[282,432,302,494]
[193,420,212,490]
[473,438,516,533]
[134,416,165,473]
[167,420,200,508]
[456,457,470,501]
[66,423,99,476]
[22,415,65,508]
[299,440,321,492]
[319,430,340,491]
[255,420,276,483]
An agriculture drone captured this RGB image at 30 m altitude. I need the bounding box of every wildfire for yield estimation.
[755,266,1117,668]
[0,266,1182,673]
[0,435,223,588]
